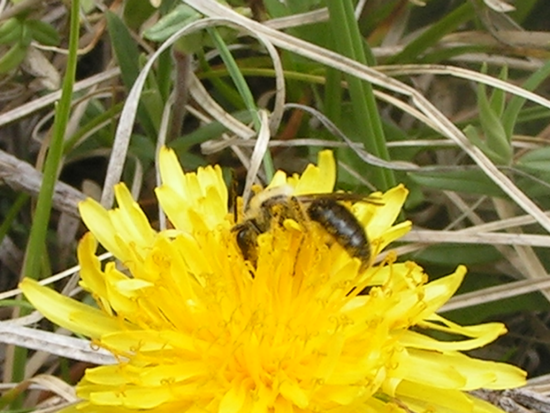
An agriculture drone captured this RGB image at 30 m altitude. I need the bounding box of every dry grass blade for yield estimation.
[0,68,120,128]
[378,64,550,108]
[472,388,550,413]
[283,103,419,171]
[242,110,271,204]
[189,73,255,139]
[450,52,544,71]
[263,8,329,30]
[0,323,116,365]
[403,229,550,248]
[0,149,85,217]
[443,277,550,312]
[28,375,77,403]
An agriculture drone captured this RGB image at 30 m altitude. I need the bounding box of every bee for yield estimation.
[232,185,376,271]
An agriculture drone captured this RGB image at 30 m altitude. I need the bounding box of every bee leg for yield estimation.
[287,196,309,227]
[233,220,261,266]
[229,169,240,223]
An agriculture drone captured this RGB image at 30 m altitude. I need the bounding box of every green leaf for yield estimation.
[510,0,540,24]
[105,11,157,138]
[517,147,550,173]
[28,20,60,46]
[0,18,23,45]
[105,10,141,90]
[489,66,507,117]
[414,243,501,267]
[144,4,201,43]
[123,0,156,31]
[446,271,549,324]
[476,77,512,164]
[408,169,506,197]
[447,290,548,325]
[206,26,274,179]
[171,110,254,151]
[502,59,550,138]
[0,43,27,74]
[19,23,32,47]
[263,0,291,17]
[129,134,156,164]
[463,125,507,165]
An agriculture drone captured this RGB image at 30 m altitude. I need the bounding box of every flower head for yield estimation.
[21,148,525,413]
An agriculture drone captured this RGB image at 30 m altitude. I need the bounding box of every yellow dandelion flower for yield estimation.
[21,148,525,413]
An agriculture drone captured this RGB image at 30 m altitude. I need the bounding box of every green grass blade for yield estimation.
[323,67,342,126]
[106,10,157,138]
[0,193,29,246]
[502,59,550,138]
[106,11,140,90]
[22,0,79,279]
[207,26,274,180]
[387,3,473,64]
[63,101,125,154]
[325,0,394,190]
[14,0,81,403]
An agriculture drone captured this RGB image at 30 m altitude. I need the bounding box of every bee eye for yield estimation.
[236,226,252,244]
[234,222,261,265]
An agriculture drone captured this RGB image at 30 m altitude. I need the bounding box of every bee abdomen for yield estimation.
[306,198,370,265]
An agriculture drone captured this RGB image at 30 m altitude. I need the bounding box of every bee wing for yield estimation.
[296,193,384,206]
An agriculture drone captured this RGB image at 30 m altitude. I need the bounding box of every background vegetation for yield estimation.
[0,0,550,409]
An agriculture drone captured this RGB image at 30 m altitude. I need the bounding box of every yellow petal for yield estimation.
[400,348,526,390]
[364,185,409,237]
[77,233,110,311]
[413,267,466,320]
[219,381,247,413]
[157,147,228,232]
[266,170,288,189]
[99,330,198,353]
[370,221,412,255]
[88,386,173,408]
[79,184,155,264]
[79,198,127,261]
[20,278,130,338]
[158,146,188,200]
[84,362,208,387]
[111,183,156,247]
[293,150,336,194]
[414,316,507,351]
[397,380,475,412]
[400,325,505,352]
[155,184,194,232]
